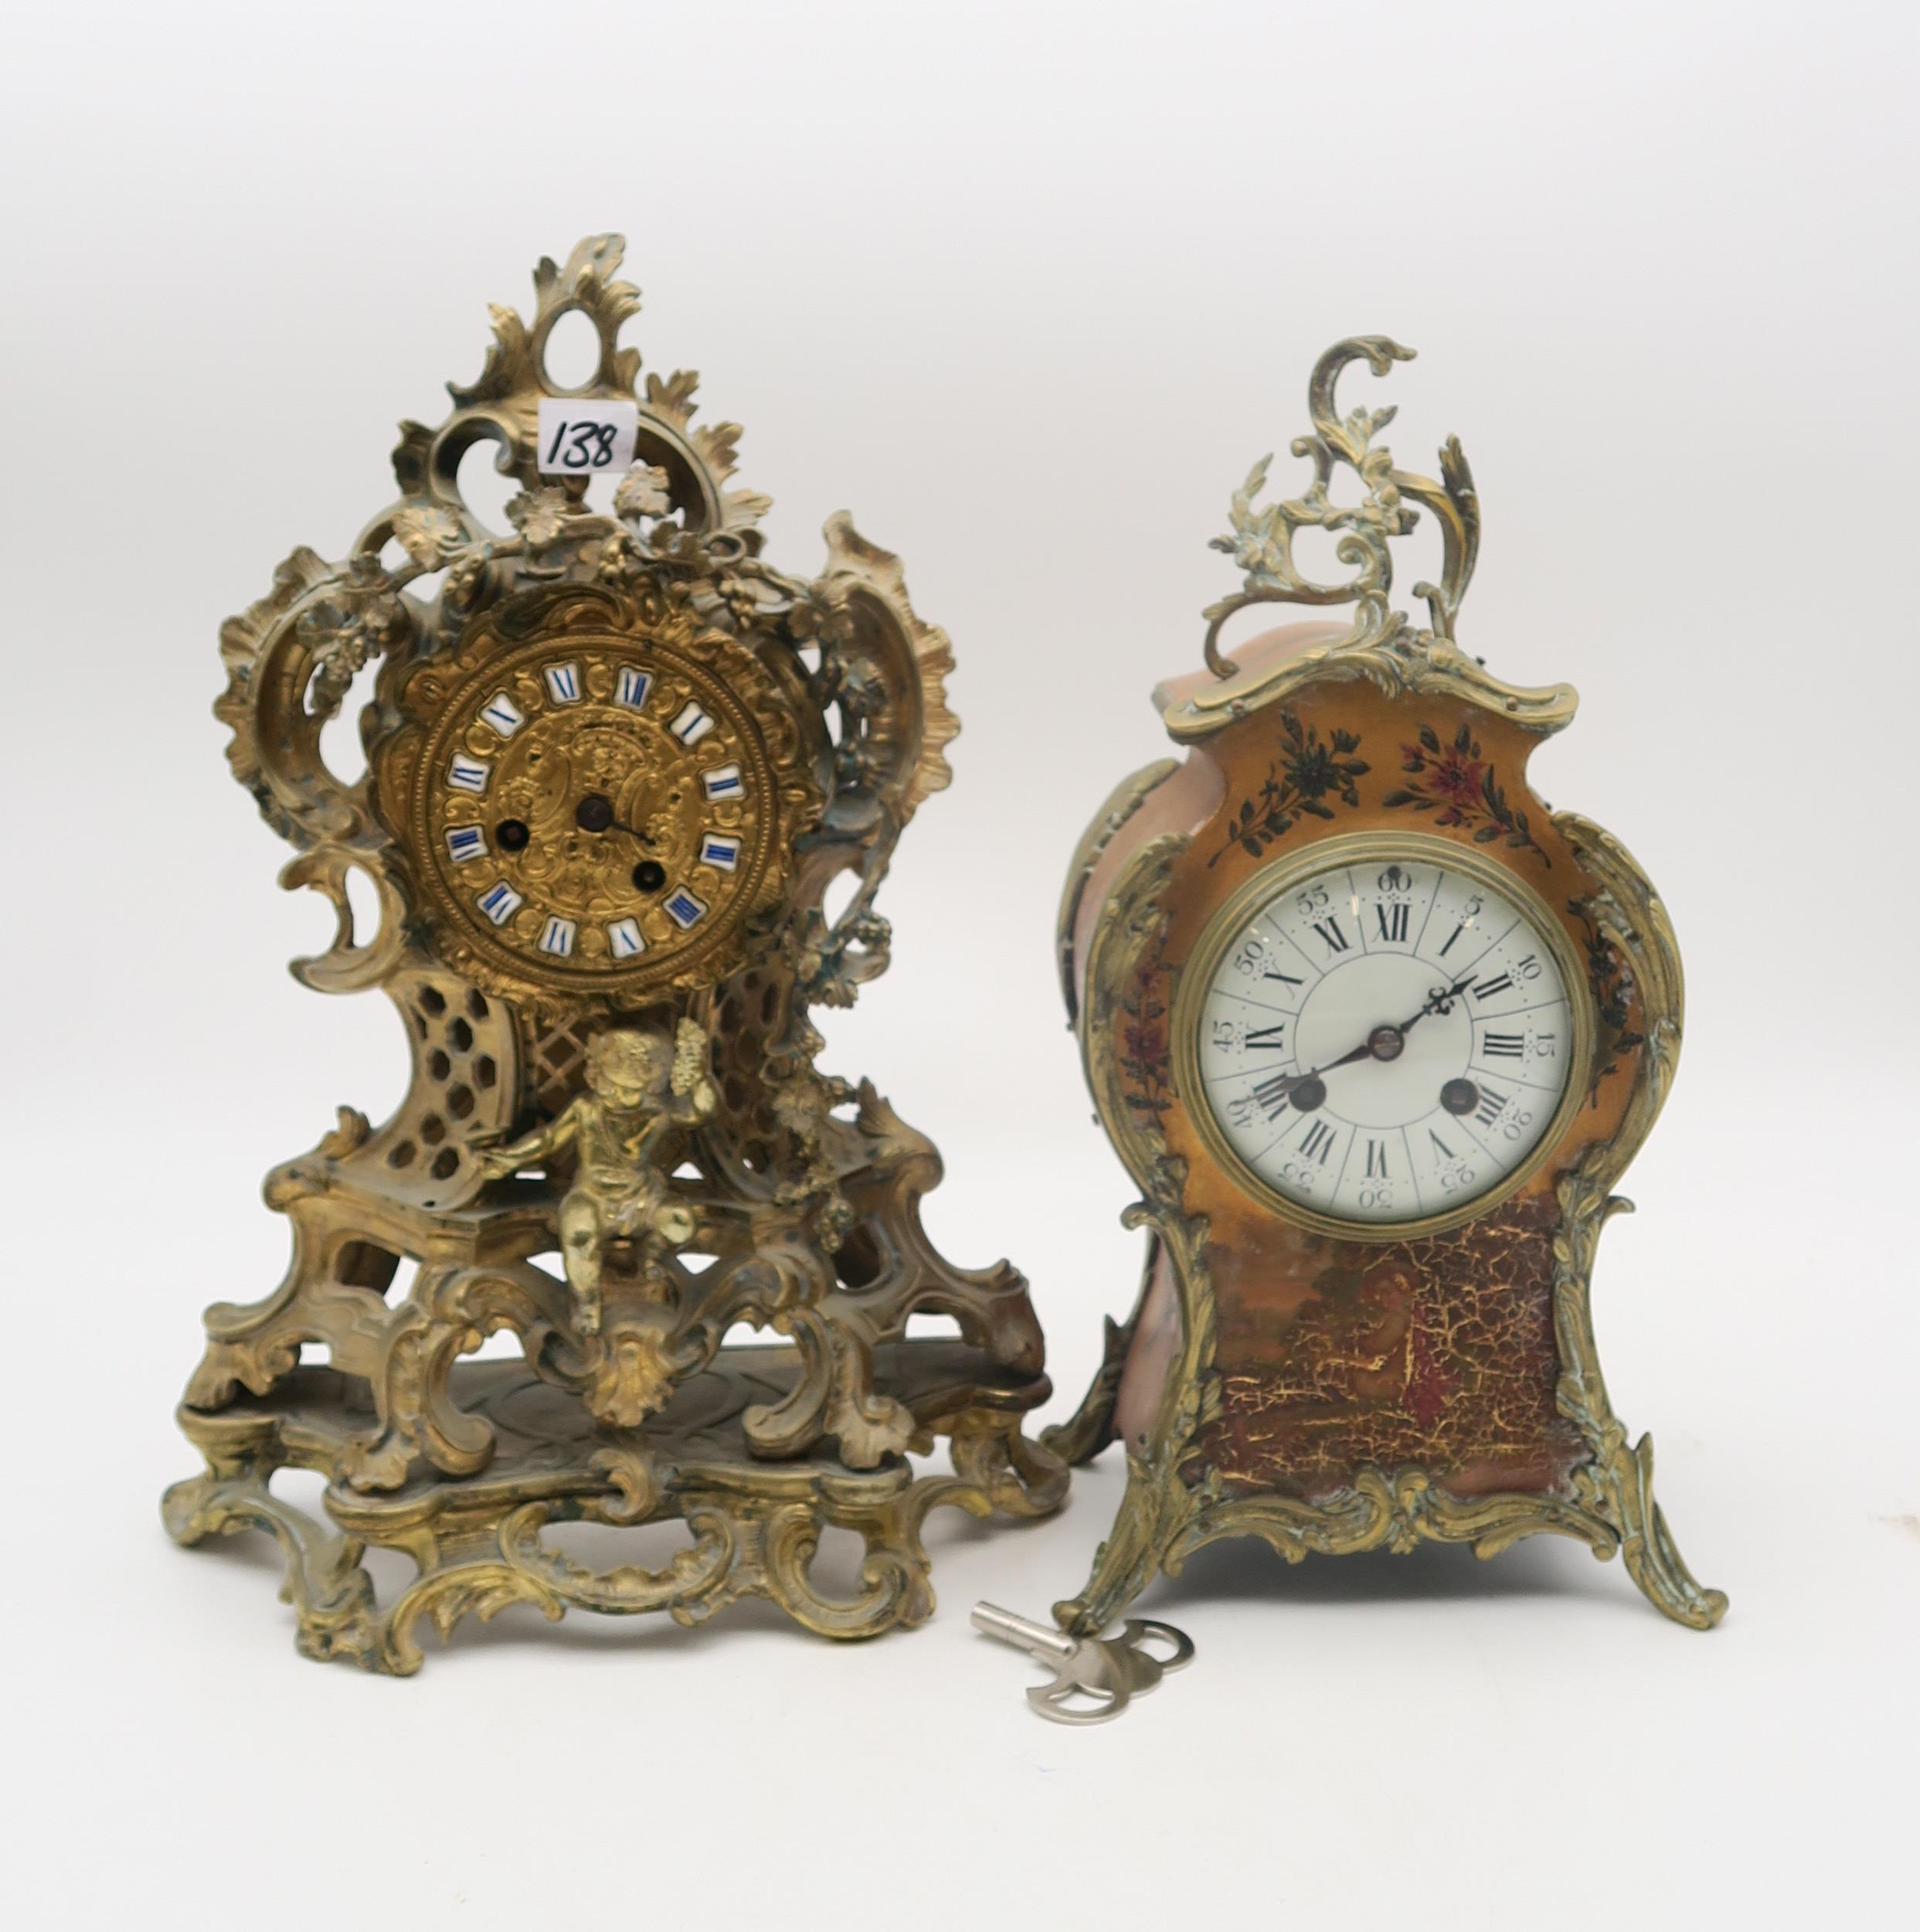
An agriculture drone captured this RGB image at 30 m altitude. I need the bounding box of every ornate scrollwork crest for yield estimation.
[1164,338,1574,743]
[172,239,1061,1669]
[212,234,960,1013]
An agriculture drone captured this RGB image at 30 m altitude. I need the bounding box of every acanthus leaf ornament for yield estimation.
[1045,339,1725,1644]
[1171,338,1570,743]
[171,237,1061,1668]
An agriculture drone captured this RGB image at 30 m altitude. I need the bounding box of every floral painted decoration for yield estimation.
[1208,712,1368,866]
[1383,722,1547,866]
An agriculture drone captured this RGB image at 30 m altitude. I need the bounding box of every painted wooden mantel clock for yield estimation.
[165,236,1065,1671]
[1046,339,1725,1637]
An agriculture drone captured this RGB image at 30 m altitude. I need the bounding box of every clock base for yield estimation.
[165,1343,1063,1672]
[1043,831,1727,1641]
[1047,1270,1728,1640]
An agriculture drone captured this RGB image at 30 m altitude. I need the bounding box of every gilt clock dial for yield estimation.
[1180,835,1588,1233]
[382,597,816,1003]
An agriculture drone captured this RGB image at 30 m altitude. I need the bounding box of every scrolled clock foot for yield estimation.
[1053,1454,1184,1636]
[947,1410,1070,1519]
[165,1458,385,1668]
[1042,1297,1147,1470]
[1606,1433,1728,1630]
[182,235,1061,1669]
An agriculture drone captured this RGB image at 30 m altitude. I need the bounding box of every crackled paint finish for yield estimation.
[1071,624,1648,1502]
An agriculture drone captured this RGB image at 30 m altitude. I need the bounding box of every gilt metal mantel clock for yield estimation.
[165,236,1065,1670]
[1045,339,1725,1637]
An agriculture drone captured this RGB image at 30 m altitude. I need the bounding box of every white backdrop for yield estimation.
[3,4,1915,1927]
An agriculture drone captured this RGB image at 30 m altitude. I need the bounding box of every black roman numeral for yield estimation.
[1312,917,1349,955]
[1244,1023,1287,1053]
[1299,1119,1336,1164]
[1474,1085,1509,1126]
[1375,903,1409,944]
[1364,1138,1389,1179]
[1482,1032,1524,1058]
[1439,923,1467,956]
[1263,968,1303,985]
[1428,1128,1456,1159]
[1252,1073,1295,1119]
[1472,971,1513,1000]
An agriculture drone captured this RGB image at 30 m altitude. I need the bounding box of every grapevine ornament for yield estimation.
[165,238,1065,1671]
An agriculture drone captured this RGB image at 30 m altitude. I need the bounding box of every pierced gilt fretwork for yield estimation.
[170,237,1063,1668]
[522,1011,596,1115]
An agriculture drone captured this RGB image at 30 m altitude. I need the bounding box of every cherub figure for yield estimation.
[477,1022,716,1336]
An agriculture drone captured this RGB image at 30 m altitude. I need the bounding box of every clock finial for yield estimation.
[1203,336,1480,676]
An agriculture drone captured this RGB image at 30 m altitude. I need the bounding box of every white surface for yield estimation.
[1194,850,1578,1223]
[2,4,1916,1927]
[535,396,638,476]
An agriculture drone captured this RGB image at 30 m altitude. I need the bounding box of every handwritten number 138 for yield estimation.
[545,420,619,469]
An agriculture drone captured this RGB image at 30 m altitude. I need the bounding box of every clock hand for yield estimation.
[573,794,656,846]
[1283,974,1477,1100]
[1252,1037,1375,1112]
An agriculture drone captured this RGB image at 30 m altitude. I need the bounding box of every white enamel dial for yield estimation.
[1191,851,1578,1228]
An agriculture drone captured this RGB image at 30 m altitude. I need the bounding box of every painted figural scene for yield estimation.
[1044,335,1723,1643]
[161,240,1721,1698]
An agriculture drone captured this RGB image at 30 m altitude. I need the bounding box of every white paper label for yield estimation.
[536,397,638,475]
